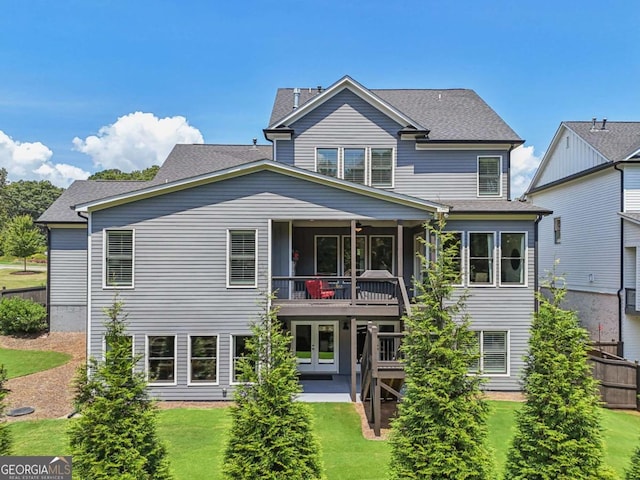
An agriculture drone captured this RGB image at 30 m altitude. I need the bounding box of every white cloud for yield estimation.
[510,145,543,199]
[73,112,204,171]
[0,130,90,187]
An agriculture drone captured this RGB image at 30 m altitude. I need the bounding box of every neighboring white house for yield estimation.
[526,119,640,359]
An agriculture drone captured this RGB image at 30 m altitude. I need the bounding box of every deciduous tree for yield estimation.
[2,215,44,271]
[389,216,494,479]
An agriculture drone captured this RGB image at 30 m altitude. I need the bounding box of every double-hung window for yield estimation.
[468,232,495,285]
[477,156,502,196]
[189,335,218,384]
[105,230,134,287]
[228,230,257,287]
[147,335,176,384]
[500,232,526,286]
[315,147,393,187]
[470,331,508,375]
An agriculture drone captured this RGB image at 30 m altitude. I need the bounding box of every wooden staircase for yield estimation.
[360,324,406,436]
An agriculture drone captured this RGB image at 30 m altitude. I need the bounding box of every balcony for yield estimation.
[272,273,412,317]
[626,289,640,315]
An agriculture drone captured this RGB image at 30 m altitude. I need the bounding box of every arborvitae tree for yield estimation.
[0,365,12,455]
[2,214,44,271]
[68,298,172,480]
[627,447,640,480]
[223,297,324,480]
[504,279,616,480]
[389,216,494,480]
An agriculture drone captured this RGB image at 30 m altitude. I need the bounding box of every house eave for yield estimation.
[263,128,294,141]
[415,140,523,151]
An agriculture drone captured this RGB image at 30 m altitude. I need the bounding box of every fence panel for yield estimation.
[0,286,47,305]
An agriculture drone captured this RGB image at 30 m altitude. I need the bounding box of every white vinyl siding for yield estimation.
[104,229,134,288]
[147,335,177,385]
[477,156,502,197]
[227,230,257,288]
[188,335,218,385]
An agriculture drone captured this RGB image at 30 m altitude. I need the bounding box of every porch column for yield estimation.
[350,316,357,402]
[350,219,357,302]
[397,221,404,279]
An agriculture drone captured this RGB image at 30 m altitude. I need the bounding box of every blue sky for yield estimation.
[1,1,637,197]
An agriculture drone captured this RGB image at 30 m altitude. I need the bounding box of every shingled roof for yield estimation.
[564,121,640,162]
[38,144,273,224]
[268,85,522,142]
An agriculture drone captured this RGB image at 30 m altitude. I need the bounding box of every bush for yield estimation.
[0,297,47,335]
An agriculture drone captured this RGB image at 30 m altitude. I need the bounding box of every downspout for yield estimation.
[507,144,514,200]
[534,213,543,313]
[614,163,624,356]
[46,226,51,331]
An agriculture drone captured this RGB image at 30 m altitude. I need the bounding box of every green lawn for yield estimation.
[0,268,47,290]
[7,402,640,479]
[0,348,71,378]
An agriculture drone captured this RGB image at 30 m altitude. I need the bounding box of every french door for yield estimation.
[291,321,339,373]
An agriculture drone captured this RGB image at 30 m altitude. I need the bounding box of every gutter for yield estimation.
[46,227,51,331]
[614,163,624,355]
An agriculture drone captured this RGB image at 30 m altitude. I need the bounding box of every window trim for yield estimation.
[499,231,528,288]
[554,217,561,244]
[146,335,177,386]
[477,155,503,197]
[314,147,395,188]
[440,230,464,287]
[472,330,510,377]
[230,333,253,385]
[103,229,135,289]
[467,231,496,287]
[369,235,396,274]
[226,229,258,289]
[188,334,219,386]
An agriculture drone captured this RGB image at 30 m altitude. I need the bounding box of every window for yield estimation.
[317,148,338,177]
[315,236,339,275]
[189,336,218,384]
[228,230,257,287]
[370,236,394,273]
[147,336,176,384]
[469,232,495,285]
[478,156,501,196]
[232,335,253,383]
[554,217,561,244]
[500,233,526,285]
[342,236,366,275]
[343,148,366,184]
[442,231,463,285]
[413,233,426,283]
[105,230,133,287]
[314,147,394,187]
[470,331,508,375]
[370,148,393,187]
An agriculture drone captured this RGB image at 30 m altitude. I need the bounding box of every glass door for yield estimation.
[291,321,338,373]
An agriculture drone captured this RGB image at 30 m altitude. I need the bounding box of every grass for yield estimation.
[0,348,71,378]
[7,402,640,479]
[0,268,47,290]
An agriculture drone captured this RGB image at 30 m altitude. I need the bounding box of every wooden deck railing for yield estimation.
[360,324,406,436]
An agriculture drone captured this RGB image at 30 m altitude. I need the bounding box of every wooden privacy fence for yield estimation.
[588,349,639,410]
[0,286,47,305]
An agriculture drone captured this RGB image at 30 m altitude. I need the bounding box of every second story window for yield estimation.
[315,147,394,187]
[105,230,134,288]
[554,217,561,244]
[469,232,495,285]
[228,230,257,287]
[477,156,502,197]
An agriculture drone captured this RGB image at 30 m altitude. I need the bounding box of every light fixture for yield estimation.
[343,320,349,330]
[355,222,363,233]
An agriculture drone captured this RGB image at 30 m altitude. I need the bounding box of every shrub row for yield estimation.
[0,297,47,335]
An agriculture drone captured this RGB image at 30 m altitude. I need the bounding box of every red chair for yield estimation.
[305,279,335,299]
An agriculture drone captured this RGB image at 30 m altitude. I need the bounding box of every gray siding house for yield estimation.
[39,76,549,399]
[526,120,640,360]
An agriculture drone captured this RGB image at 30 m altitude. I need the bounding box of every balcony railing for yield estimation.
[271,275,412,315]
[626,289,639,315]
